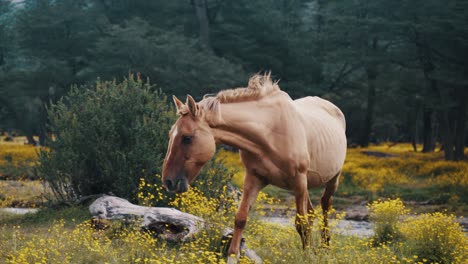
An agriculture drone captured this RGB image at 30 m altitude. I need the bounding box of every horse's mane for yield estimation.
[217,73,280,103]
[200,73,280,115]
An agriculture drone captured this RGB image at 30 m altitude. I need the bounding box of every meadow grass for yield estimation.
[0,180,49,207]
[0,196,466,263]
[217,144,468,214]
[0,141,467,263]
[0,139,41,180]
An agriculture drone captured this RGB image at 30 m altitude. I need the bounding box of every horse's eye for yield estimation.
[182,135,193,144]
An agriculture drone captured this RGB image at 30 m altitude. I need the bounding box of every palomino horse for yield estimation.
[162,74,347,263]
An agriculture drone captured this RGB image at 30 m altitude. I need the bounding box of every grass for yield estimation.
[216,145,468,214]
[0,197,466,263]
[0,180,50,207]
[0,140,467,263]
[0,137,42,180]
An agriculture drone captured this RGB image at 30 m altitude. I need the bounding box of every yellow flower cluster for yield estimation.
[0,180,47,208]
[0,144,39,168]
[215,149,244,187]
[368,199,467,263]
[2,220,189,264]
[2,143,467,263]
[368,199,409,244]
[2,196,467,263]
[169,185,237,221]
[137,176,167,207]
[422,161,468,187]
[217,144,468,198]
[369,198,409,224]
[343,144,468,196]
[400,212,468,264]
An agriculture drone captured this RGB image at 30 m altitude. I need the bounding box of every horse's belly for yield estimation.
[306,170,323,188]
[311,136,346,180]
[294,96,347,184]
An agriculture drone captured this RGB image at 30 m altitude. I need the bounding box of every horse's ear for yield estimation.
[186,95,199,117]
[173,95,184,111]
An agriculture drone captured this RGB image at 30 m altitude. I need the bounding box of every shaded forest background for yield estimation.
[0,0,467,161]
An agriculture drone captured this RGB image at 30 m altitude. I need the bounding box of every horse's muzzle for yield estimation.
[164,177,189,193]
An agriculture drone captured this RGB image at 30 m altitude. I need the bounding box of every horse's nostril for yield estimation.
[165,179,173,189]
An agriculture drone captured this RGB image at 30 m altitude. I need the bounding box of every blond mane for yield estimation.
[218,73,280,103]
[200,73,280,114]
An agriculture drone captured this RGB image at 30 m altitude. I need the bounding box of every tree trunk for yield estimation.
[440,111,455,160]
[316,0,325,34]
[435,82,455,161]
[430,79,456,161]
[193,0,212,52]
[359,67,377,147]
[0,46,4,66]
[410,107,419,152]
[422,108,435,152]
[38,129,47,147]
[25,132,36,145]
[454,88,467,160]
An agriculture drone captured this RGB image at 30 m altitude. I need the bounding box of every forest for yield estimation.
[0,0,467,161]
[1,1,468,263]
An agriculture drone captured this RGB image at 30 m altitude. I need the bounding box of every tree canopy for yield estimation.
[0,0,466,160]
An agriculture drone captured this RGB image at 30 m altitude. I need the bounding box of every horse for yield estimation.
[162,73,347,263]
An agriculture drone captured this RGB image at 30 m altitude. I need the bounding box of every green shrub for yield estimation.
[37,76,176,202]
[368,198,409,245]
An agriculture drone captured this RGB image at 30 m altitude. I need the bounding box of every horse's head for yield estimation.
[162,95,216,193]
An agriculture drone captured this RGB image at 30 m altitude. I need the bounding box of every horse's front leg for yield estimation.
[227,173,265,264]
[294,174,312,249]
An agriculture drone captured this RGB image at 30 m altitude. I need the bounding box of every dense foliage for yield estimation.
[36,76,175,202]
[36,76,234,204]
[0,0,466,160]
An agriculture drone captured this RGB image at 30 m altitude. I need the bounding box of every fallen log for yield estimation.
[89,195,262,263]
[89,195,204,242]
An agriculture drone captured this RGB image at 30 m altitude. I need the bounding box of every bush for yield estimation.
[368,198,409,245]
[399,212,467,264]
[37,76,176,202]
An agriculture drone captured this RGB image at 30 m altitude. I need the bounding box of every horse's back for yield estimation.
[293,96,347,186]
[294,96,345,130]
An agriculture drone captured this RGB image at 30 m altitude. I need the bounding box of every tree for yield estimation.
[0,0,103,144]
[319,0,402,146]
[90,18,245,98]
[193,0,213,52]
[0,0,12,127]
[395,0,468,160]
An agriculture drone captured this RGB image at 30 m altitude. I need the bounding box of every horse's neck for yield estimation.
[206,101,276,156]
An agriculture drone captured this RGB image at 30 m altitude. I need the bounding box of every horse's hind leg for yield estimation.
[320,172,340,245]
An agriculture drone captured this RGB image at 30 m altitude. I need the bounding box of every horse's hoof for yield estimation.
[227,255,239,264]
